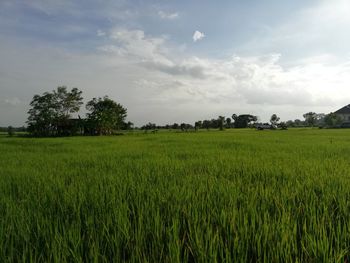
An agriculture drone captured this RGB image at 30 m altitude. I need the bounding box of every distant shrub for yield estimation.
[7,126,14,137]
[279,122,288,130]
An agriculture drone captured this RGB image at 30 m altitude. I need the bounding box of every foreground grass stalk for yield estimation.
[0,129,350,262]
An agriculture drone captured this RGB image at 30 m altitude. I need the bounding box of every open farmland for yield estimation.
[1,129,350,262]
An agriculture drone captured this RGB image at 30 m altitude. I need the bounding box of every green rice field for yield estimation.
[1,129,350,262]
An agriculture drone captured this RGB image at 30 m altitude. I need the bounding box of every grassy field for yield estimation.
[1,129,350,262]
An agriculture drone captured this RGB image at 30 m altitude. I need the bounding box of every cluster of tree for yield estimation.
[27,87,129,136]
[0,126,26,133]
[141,123,157,132]
[194,112,341,131]
[141,122,195,132]
[194,118,225,130]
[193,114,258,130]
[305,112,343,128]
[0,126,17,137]
[302,112,325,127]
[285,119,306,127]
[284,113,324,128]
[231,114,257,128]
[25,88,346,137]
[323,112,342,127]
[140,114,259,132]
[284,112,343,128]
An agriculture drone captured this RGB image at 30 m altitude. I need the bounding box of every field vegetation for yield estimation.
[1,129,350,262]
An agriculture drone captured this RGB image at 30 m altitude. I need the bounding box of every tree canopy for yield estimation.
[270,114,280,127]
[324,112,342,127]
[232,114,257,128]
[86,96,127,135]
[303,112,325,127]
[218,116,226,131]
[27,88,128,136]
[27,86,83,136]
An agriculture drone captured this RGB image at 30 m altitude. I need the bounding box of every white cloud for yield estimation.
[242,0,350,60]
[108,28,172,66]
[101,29,208,78]
[193,30,205,42]
[99,29,350,111]
[158,11,179,20]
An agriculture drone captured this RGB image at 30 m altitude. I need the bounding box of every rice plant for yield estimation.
[1,129,350,262]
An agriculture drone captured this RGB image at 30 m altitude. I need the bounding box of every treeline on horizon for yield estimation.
[1,86,345,137]
[150,112,341,132]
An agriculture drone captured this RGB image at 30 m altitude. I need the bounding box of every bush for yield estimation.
[7,126,14,137]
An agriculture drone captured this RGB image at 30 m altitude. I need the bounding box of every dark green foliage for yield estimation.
[225,117,232,128]
[286,119,306,127]
[180,123,186,131]
[324,112,342,127]
[278,122,288,130]
[232,114,257,128]
[194,121,202,131]
[303,112,326,127]
[179,123,192,131]
[27,92,57,136]
[27,86,83,136]
[86,96,127,135]
[303,112,317,127]
[270,114,280,126]
[202,120,211,130]
[54,87,83,118]
[0,126,26,133]
[7,126,14,137]
[218,116,225,131]
[142,122,156,132]
[123,121,134,130]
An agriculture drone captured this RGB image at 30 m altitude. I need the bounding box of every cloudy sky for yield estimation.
[1,0,350,126]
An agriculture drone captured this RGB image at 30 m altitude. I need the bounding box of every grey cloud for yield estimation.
[2,97,21,106]
[2,25,350,126]
[140,61,207,79]
[102,29,209,79]
[240,87,312,106]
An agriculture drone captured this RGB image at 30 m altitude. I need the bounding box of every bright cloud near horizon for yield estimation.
[1,0,350,126]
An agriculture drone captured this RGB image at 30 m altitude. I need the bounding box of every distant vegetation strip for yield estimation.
[2,86,346,137]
